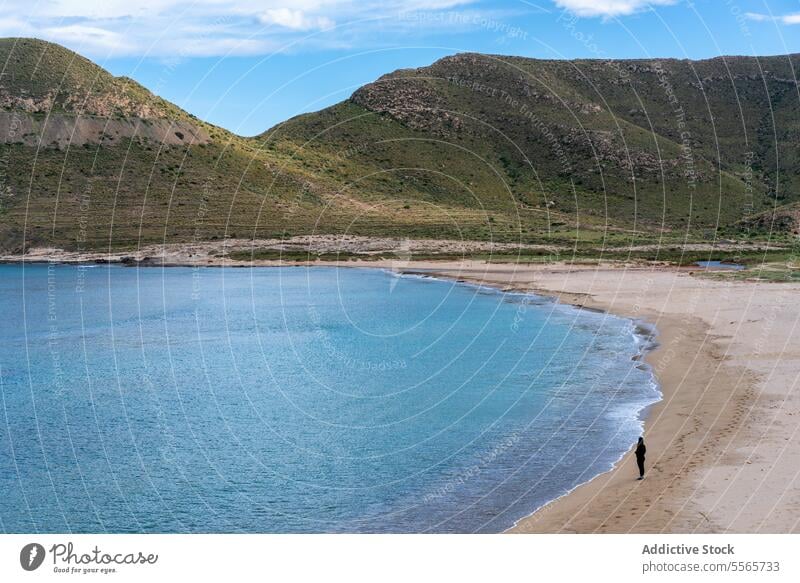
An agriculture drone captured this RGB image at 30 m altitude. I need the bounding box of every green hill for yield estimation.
[1,39,798,253]
[271,52,800,236]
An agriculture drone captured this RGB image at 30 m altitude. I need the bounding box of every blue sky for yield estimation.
[2,0,800,135]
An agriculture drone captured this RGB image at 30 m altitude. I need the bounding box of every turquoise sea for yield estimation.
[0,263,658,533]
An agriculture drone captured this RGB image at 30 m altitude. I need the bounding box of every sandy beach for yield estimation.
[378,260,800,533]
[4,250,800,533]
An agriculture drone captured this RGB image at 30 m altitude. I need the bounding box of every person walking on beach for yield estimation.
[635,437,646,480]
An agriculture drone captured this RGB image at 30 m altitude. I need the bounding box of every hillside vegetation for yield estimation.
[1,39,798,254]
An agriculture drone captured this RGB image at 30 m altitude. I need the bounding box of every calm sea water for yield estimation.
[0,263,658,533]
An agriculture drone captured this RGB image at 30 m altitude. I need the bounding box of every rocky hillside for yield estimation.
[276,52,800,233]
[0,39,378,252]
[0,38,209,146]
[741,202,800,235]
[1,39,798,253]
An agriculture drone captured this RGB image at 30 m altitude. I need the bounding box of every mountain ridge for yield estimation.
[1,38,798,253]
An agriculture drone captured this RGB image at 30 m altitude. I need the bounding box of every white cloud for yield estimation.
[42,24,137,55]
[744,12,769,22]
[259,8,335,30]
[0,17,33,36]
[553,0,676,18]
[0,0,480,57]
[745,11,800,25]
[36,0,169,19]
[166,37,281,57]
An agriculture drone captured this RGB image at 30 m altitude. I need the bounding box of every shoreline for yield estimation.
[396,261,799,533]
[503,319,662,533]
[392,266,665,534]
[4,257,799,532]
[396,264,683,533]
